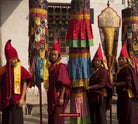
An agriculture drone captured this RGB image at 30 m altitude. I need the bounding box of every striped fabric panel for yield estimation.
[69,47,90,54]
[66,19,93,47]
[70,94,90,118]
[67,39,93,48]
[70,14,90,20]
[69,53,90,58]
[70,10,90,15]
[122,16,138,25]
[71,78,89,88]
[70,116,91,124]
[68,57,92,79]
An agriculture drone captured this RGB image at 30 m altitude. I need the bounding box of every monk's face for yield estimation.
[49,50,59,64]
[118,57,128,66]
[93,58,102,69]
[11,58,18,67]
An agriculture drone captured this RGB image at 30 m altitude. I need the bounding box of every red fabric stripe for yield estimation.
[67,19,93,40]
[69,48,89,54]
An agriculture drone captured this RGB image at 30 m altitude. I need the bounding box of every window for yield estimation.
[59,30,67,54]
[48,3,70,55]
[48,30,55,52]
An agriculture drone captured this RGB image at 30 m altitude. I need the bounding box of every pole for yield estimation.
[128,0,131,8]
[39,83,42,124]
[110,105,112,124]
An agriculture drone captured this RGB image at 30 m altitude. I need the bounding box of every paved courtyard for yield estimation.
[24,96,118,124]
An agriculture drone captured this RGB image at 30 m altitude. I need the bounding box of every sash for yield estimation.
[14,61,21,94]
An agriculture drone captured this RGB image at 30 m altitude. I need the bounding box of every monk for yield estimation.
[86,44,112,124]
[0,40,32,124]
[113,42,138,124]
[47,41,71,124]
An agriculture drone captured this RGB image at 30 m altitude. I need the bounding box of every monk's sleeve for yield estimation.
[56,64,71,88]
[21,66,32,88]
[124,68,133,89]
[98,69,110,87]
[99,69,112,108]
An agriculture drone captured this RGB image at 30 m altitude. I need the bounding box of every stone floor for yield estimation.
[24,97,118,124]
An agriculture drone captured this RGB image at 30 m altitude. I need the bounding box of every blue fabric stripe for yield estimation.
[34,57,41,89]
[68,57,92,79]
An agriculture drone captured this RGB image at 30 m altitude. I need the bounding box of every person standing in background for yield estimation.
[86,44,112,124]
[0,40,32,124]
[47,41,71,124]
[113,42,138,124]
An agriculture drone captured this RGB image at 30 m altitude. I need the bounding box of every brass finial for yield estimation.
[128,0,131,8]
[107,1,110,7]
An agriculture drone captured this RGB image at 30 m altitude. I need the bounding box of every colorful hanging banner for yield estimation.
[29,0,49,89]
[67,0,93,123]
[98,4,121,82]
[66,0,93,48]
[122,7,138,75]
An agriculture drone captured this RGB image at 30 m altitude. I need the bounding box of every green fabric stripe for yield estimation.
[70,116,91,124]
[40,58,44,80]
[67,39,93,47]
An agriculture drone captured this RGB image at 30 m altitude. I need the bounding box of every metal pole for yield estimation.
[39,83,42,124]
[110,106,112,124]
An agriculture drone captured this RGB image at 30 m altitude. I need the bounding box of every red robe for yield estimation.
[116,65,138,124]
[47,63,71,114]
[88,67,112,107]
[0,66,32,110]
[88,67,112,124]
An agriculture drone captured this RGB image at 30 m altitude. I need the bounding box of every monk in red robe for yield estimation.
[86,44,112,124]
[47,41,71,124]
[0,40,32,124]
[113,42,138,124]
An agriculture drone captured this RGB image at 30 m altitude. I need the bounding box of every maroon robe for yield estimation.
[116,65,138,124]
[0,66,32,110]
[88,67,112,124]
[47,63,71,124]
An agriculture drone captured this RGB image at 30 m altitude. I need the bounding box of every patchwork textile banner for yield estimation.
[67,0,93,123]
[67,0,93,88]
[122,7,138,75]
[66,0,93,48]
[29,0,49,89]
[68,48,92,88]
[98,5,121,82]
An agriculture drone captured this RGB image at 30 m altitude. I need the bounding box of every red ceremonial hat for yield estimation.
[51,38,61,54]
[5,39,18,62]
[93,43,104,60]
[119,42,129,59]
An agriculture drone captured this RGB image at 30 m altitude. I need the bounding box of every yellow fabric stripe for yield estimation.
[117,63,129,75]
[70,14,90,20]
[69,53,90,58]
[40,49,45,58]
[128,88,134,98]
[71,92,86,98]
[122,16,138,23]
[30,8,47,15]
[43,59,49,89]
[104,88,107,97]
[71,78,89,88]
[14,62,21,94]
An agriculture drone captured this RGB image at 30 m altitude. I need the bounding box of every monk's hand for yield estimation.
[112,83,116,87]
[85,86,90,91]
[58,97,64,106]
[18,98,24,107]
